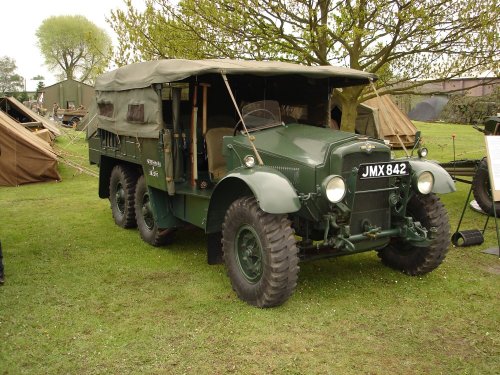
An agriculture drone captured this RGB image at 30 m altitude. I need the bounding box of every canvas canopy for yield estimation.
[0,96,62,138]
[93,59,378,139]
[95,59,377,92]
[0,111,60,186]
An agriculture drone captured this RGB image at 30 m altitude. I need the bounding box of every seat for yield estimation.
[205,127,233,181]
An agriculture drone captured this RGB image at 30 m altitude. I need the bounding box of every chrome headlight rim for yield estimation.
[418,147,429,158]
[321,175,346,203]
[415,171,434,194]
[243,155,256,168]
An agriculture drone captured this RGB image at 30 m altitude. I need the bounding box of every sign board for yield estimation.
[485,136,500,202]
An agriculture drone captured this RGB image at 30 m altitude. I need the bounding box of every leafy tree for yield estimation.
[36,15,112,84]
[14,91,29,103]
[109,0,499,131]
[0,56,24,95]
[36,81,45,92]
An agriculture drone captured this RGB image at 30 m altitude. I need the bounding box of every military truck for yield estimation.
[88,59,455,307]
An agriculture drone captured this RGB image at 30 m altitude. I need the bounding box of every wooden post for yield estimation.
[200,83,211,136]
[190,85,199,186]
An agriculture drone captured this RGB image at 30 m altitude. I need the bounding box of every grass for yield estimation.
[1,123,499,374]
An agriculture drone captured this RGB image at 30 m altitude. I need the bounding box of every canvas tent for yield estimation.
[356,94,417,147]
[77,99,98,136]
[0,96,62,138]
[0,111,60,186]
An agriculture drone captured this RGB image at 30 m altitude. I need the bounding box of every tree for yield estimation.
[36,81,45,92]
[0,56,24,95]
[109,0,499,132]
[36,15,112,84]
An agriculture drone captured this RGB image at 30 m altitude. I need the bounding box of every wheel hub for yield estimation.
[141,194,154,230]
[115,183,125,213]
[235,225,263,283]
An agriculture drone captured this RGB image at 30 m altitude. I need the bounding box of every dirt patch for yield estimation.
[483,262,500,275]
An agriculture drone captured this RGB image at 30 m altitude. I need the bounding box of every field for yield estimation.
[0,123,499,374]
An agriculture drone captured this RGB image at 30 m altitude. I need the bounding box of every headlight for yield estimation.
[243,155,255,168]
[322,175,346,203]
[416,171,434,194]
[418,147,428,158]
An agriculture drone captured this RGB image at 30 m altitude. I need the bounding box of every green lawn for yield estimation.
[0,123,498,374]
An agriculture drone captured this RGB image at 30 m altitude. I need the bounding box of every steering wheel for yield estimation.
[233,108,278,135]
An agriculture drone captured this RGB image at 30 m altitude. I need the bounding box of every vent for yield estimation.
[99,129,119,149]
[270,165,300,186]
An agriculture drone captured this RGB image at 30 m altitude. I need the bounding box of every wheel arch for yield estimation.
[98,156,142,198]
[408,159,456,194]
[206,167,301,234]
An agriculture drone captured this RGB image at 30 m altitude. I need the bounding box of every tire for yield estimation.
[109,165,138,228]
[222,196,299,307]
[135,175,174,246]
[68,116,80,128]
[378,193,450,275]
[472,158,500,215]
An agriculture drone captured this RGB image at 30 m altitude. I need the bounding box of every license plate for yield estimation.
[359,161,409,179]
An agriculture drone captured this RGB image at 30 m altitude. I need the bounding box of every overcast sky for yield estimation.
[1,0,138,91]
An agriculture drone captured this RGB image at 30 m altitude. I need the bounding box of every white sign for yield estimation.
[485,136,500,202]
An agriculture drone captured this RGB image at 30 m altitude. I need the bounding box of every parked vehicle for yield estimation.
[88,59,455,307]
[440,116,500,215]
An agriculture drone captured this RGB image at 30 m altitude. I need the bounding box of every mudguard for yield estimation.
[205,166,300,233]
[408,159,456,194]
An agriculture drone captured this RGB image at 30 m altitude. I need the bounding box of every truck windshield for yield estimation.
[240,100,282,131]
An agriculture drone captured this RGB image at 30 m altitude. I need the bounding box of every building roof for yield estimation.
[43,78,94,90]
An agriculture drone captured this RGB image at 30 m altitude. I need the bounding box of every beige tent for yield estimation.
[0,96,62,138]
[358,95,417,147]
[0,111,60,186]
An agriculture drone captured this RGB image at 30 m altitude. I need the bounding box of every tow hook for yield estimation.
[363,227,382,239]
[362,219,381,239]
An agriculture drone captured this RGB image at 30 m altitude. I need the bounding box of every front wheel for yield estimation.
[134,175,174,246]
[222,196,299,308]
[378,193,450,275]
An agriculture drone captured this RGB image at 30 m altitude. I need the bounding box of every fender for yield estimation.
[205,166,300,234]
[408,159,456,194]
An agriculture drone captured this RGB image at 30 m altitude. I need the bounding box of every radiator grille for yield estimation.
[342,152,391,235]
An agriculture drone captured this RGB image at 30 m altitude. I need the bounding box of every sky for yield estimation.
[0,0,138,91]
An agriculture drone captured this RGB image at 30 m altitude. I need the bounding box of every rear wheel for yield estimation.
[135,175,174,246]
[109,165,138,228]
[378,193,450,275]
[222,196,299,307]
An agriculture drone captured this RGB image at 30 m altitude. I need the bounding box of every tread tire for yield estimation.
[222,196,299,308]
[472,157,500,215]
[109,165,138,228]
[135,175,174,247]
[378,193,450,275]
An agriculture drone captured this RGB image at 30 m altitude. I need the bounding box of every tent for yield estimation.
[0,111,61,186]
[0,96,62,138]
[357,94,417,148]
[76,99,98,136]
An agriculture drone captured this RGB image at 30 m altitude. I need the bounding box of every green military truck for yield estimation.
[88,59,455,307]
